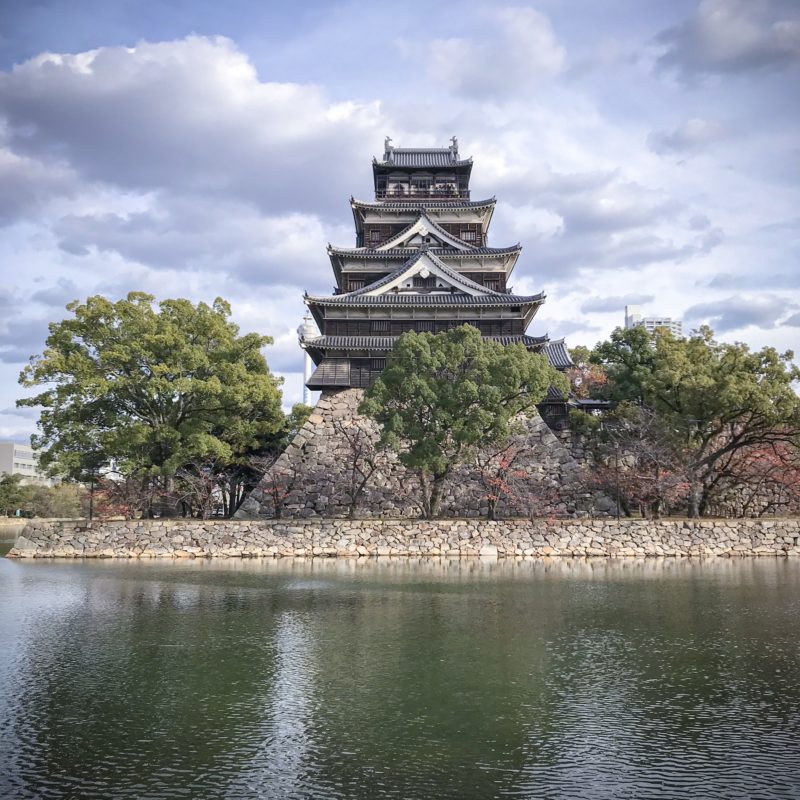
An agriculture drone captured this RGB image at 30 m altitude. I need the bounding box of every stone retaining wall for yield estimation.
[8,517,800,558]
[236,389,611,520]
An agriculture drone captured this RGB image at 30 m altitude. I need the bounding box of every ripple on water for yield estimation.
[0,557,799,799]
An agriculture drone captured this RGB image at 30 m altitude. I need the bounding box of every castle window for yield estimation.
[461,230,477,241]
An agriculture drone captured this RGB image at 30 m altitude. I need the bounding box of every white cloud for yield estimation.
[0,36,386,216]
[657,0,800,78]
[406,7,565,99]
[647,117,725,155]
[684,293,799,332]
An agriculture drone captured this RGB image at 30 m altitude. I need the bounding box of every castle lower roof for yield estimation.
[303,334,549,351]
[306,293,544,308]
[542,339,573,369]
[351,197,495,211]
[328,245,520,259]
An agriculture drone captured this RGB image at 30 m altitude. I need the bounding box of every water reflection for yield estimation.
[1,557,799,799]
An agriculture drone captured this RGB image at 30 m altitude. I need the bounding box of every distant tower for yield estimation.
[297,312,317,405]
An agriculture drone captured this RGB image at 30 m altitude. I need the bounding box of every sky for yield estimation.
[0,0,798,442]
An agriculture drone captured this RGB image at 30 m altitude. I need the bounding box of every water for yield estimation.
[1,556,799,799]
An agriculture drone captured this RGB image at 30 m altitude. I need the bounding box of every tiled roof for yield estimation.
[542,338,573,369]
[306,293,545,308]
[374,150,472,168]
[307,359,352,388]
[351,197,494,210]
[304,334,549,350]
[543,385,567,401]
[329,245,521,258]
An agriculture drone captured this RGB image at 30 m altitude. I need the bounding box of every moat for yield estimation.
[2,555,799,799]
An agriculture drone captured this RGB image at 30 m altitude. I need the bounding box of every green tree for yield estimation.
[645,327,800,516]
[590,326,656,403]
[360,325,568,518]
[213,402,315,518]
[18,293,285,516]
[591,326,800,517]
[26,483,87,518]
[0,473,32,517]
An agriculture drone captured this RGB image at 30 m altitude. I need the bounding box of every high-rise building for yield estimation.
[298,137,572,428]
[624,305,683,338]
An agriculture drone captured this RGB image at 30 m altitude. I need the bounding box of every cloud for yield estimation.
[684,293,798,333]
[706,271,800,290]
[647,118,725,156]
[0,147,77,226]
[0,317,51,364]
[30,277,82,308]
[0,36,386,217]
[656,0,800,79]
[407,7,565,99]
[580,294,655,313]
[783,311,800,327]
[53,196,343,290]
[0,405,39,419]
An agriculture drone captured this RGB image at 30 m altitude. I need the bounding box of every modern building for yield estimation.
[0,441,54,486]
[298,137,572,429]
[624,305,683,338]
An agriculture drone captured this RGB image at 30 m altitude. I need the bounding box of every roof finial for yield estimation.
[450,135,458,155]
[384,136,394,160]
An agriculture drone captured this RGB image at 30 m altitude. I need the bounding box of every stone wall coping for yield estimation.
[7,517,800,559]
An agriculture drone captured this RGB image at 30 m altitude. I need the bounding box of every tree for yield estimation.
[25,483,87,518]
[705,441,800,517]
[591,326,800,517]
[567,345,608,399]
[0,474,32,517]
[360,325,568,518]
[211,403,315,518]
[590,326,655,403]
[18,293,286,517]
[646,328,800,517]
[589,403,688,518]
[332,418,379,519]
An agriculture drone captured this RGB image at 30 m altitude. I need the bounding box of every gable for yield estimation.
[362,252,490,298]
[376,213,473,252]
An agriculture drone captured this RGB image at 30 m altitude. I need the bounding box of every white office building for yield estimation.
[0,441,54,486]
[624,305,683,338]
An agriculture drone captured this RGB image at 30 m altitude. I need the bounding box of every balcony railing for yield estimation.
[375,188,470,200]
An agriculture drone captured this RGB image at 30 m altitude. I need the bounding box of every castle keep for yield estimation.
[300,137,572,428]
[238,140,594,520]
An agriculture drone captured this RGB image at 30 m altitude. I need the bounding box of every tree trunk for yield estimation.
[428,474,447,518]
[688,474,701,518]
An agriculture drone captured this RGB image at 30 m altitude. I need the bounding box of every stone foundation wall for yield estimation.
[236,389,611,520]
[8,517,800,558]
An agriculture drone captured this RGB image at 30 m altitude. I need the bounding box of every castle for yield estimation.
[237,140,598,519]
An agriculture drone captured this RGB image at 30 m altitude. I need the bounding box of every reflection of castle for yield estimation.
[298,138,572,429]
